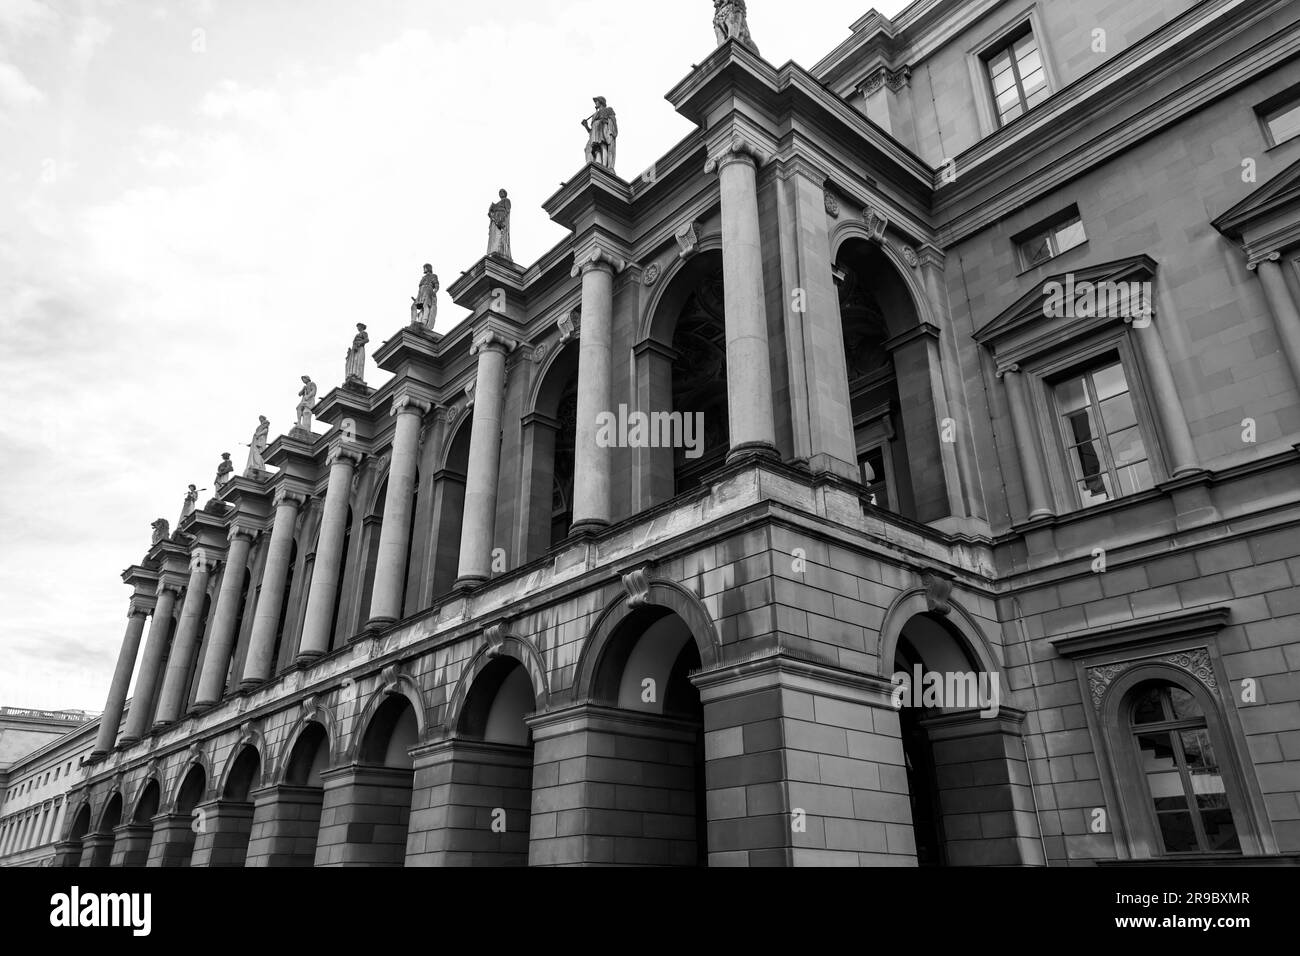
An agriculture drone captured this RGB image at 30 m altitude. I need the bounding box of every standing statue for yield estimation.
[411,264,439,328]
[296,376,318,430]
[245,415,270,474]
[487,190,512,260]
[714,0,759,52]
[582,97,618,170]
[181,484,200,521]
[345,323,369,386]
[214,452,235,492]
[151,518,170,546]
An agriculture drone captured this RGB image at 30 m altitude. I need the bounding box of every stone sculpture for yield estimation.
[214,452,235,491]
[487,190,512,260]
[296,376,317,430]
[714,0,758,53]
[245,416,270,474]
[151,518,170,546]
[582,97,618,171]
[411,264,439,328]
[345,324,369,386]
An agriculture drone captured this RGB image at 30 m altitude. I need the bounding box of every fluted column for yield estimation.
[1129,304,1200,478]
[1252,253,1300,392]
[297,446,362,662]
[570,248,623,534]
[240,490,304,688]
[367,395,431,629]
[119,581,181,746]
[91,598,154,757]
[705,134,777,460]
[999,365,1055,521]
[153,552,217,727]
[192,526,256,708]
[456,329,515,587]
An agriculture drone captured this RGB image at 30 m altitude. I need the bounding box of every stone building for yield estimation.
[55,0,1300,866]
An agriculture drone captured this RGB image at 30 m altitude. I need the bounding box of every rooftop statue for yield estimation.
[345,323,369,386]
[245,415,270,474]
[150,518,170,546]
[582,97,618,171]
[411,264,439,329]
[487,190,512,260]
[214,452,235,491]
[296,376,317,430]
[714,0,758,53]
[181,484,199,520]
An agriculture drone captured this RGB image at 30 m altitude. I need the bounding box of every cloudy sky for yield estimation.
[0,0,907,712]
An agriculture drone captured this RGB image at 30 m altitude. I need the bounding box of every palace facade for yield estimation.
[49,0,1300,866]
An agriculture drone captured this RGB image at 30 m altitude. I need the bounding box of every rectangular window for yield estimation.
[1258,86,1300,147]
[984,26,1049,126]
[1016,207,1086,269]
[1054,359,1155,507]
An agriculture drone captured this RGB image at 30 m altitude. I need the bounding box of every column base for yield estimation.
[187,700,217,716]
[88,749,109,762]
[236,679,265,693]
[726,441,779,464]
[1027,507,1056,521]
[566,519,609,540]
[454,575,488,592]
[294,650,324,667]
[151,720,174,731]
[364,616,398,633]
[117,735,140,748]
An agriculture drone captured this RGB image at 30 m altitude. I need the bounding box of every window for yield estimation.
[1258,88,1300,147]
[858,446,891,510]
[1129,682,1241,854]
[1016,207,1086,269]
[1053,358,1154,507]
[984,26,1049,126]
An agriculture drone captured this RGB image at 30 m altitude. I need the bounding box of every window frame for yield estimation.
[1255,81,1300,149]
[1026,332,1169,514]
[1013,205,1087,272]
[965,5,1059,138]
[982,23,1048,127]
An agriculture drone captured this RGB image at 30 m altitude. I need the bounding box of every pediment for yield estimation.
[1212,156,1300,241]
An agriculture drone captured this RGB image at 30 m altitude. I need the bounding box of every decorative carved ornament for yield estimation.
[865,207,888,242]
[920,570,953,616]
[622,566,653,608]
[643,263,661,285]
[859,65,911,97]
[557,309,580,345]
[824,189,841,218]
[1086,647,1218,712]
[675,221,700,260]
[900,244,919,269]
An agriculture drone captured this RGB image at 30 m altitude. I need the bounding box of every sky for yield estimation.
[0,0,910,712]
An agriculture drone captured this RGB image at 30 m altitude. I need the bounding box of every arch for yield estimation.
[525,333,580,418]
[829,224,936,330]
[96,791,124,834]
[348,673,429,764]
[275,706,338,784]
[434,402,474,473]
[877,587,1001,682]
[67,801,93,842]
[443,634,551,736]
[219,741,265,800]
[637,235,724,344]
[169,748,214,811]
[572,578,720,705]
[129,776,162,824]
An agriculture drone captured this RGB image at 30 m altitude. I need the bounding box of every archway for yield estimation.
[319,693,417,867]
[430,417,471,596]
[521,341,579,560]
[637,250,730,505]
[535,604,708,867]
[67,803,93,867]
[202,744,261,867]
[158,764,206,867]
[246,721,328,867]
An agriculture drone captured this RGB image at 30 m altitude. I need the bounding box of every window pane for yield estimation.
[1157,811,1199,853]
[1078,472,1112,506]
[1108,425,1147,467]
[1099,392,1137,433]
[1019,68,1047,100]
[1017,49,1042,76]
[1169,686,1202,721]
[1267,103,1300,146]
[1090,362,1128,401]
[1199,804,1241,852]
[1022,233,1052,267]
[999,101,1024,124]
[1056,376,1088,413]
[1117,461,1153,496]
[996,87,1022,114]
[1054,218,1086,253]
[1132,686,1167,724]
[1013,32,1038,59]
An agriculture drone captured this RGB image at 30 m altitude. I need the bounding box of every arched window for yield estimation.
[1127,681,1241,855]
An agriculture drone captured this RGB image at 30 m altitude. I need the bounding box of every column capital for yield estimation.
[470,328,518,356]
[186,549,220,574]
[227,521,259,544]
[917,244,946,269]
[271,487,307,509]
[127,597,155,619]
[995,363,1021,380]
[391,394,433,418]
[1246,250,1283,271]
[704,132,769,175]
[156,574,186,597]
[569,244,627,278]
[326,445,365,468]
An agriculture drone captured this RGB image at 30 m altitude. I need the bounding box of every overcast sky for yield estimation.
[0,0,908,712]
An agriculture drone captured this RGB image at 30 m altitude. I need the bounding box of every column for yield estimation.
[240,490,304,688]
[1252,254,1300,392]
[298,447,362,661]
[91,599,153,757]
[705,134,777,459]
[192,526,256,708]
[1131,299,1200,477]
[570,248,622,534]
[921,251,975,517]
[367,395,431,628]
[456,330,514,587]
[153,552,217,727]
[119,581,181,746]
[998,366,1055,521]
